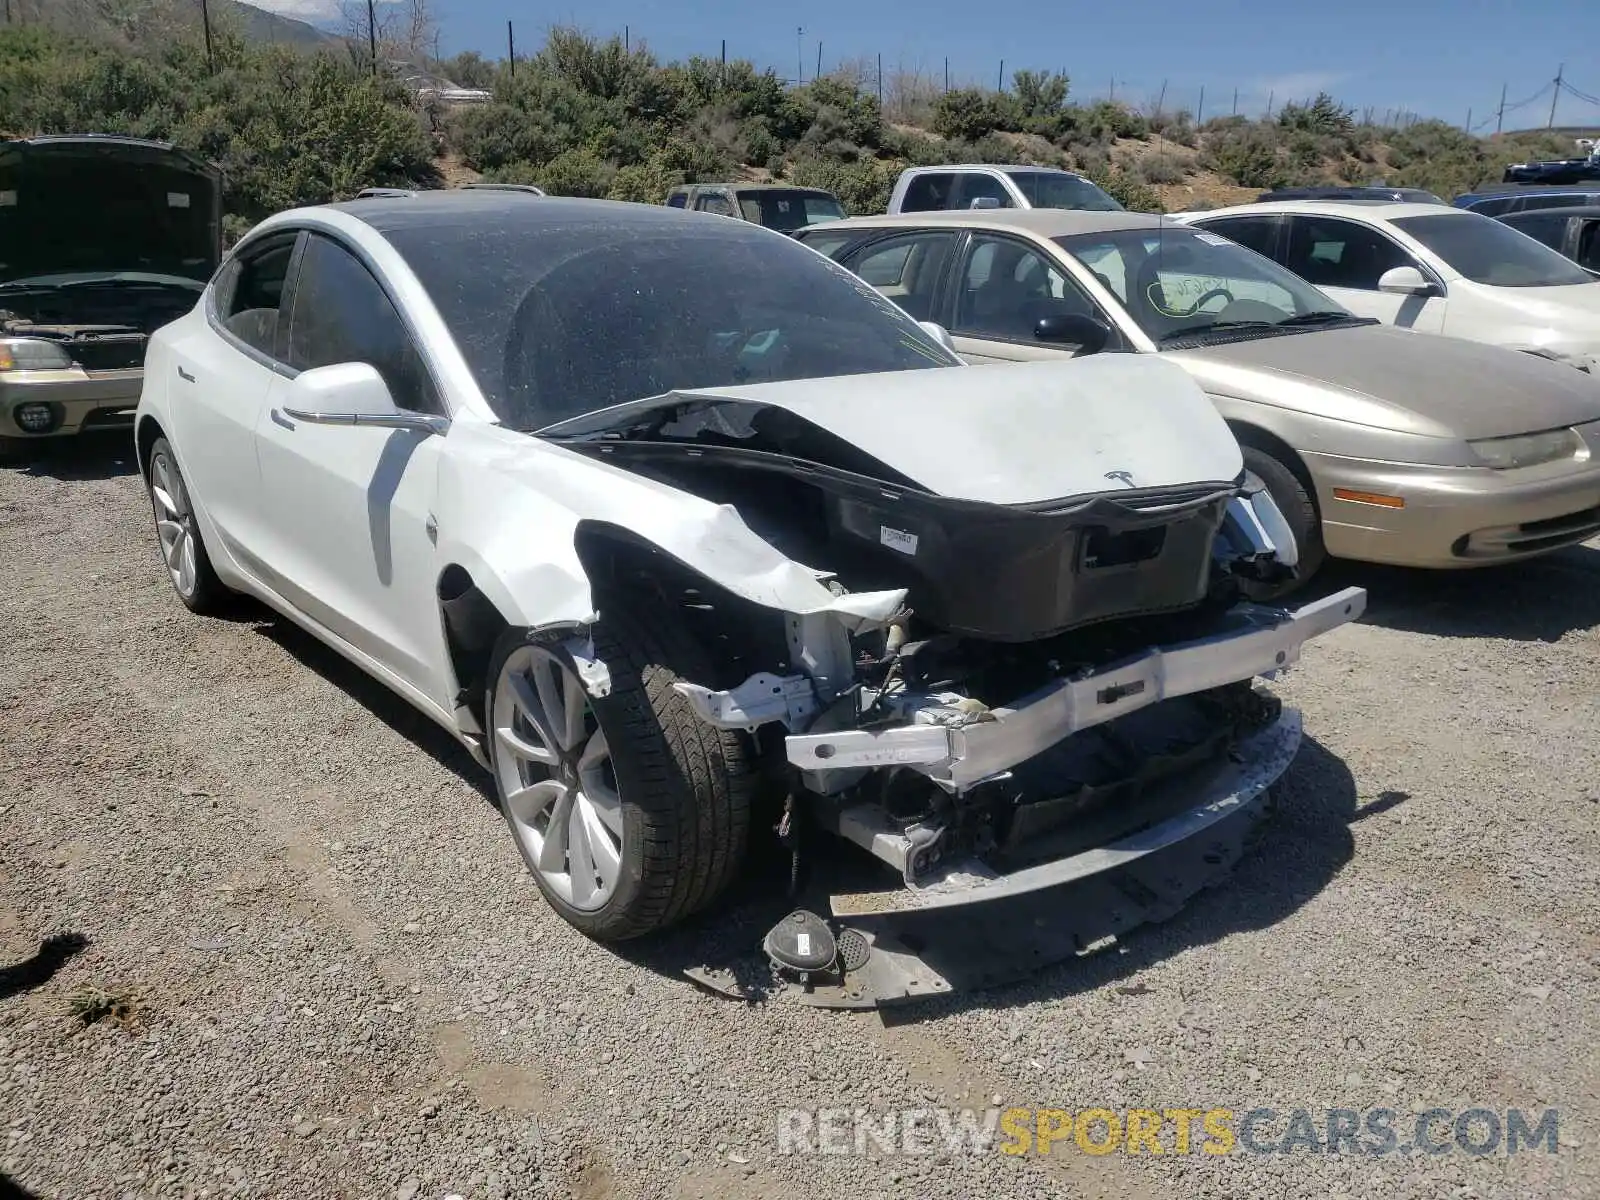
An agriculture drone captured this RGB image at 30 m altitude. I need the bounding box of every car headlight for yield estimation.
[1468,427,1586,469]
[0,337,75,371]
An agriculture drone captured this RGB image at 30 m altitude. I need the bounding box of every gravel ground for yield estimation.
[2,437,1598,1200]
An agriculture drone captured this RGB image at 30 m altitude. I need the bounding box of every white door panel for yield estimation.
[252,390,446,696]
[166,322,272,563]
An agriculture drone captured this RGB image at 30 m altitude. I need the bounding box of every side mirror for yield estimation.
[1377,265,1436,295]
[1034,312,1112,354]
[280,362,446,435]
[968,196,1005,210]
[917,320,959,353]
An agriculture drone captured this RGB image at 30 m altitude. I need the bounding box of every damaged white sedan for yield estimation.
[134,192,1365,1003]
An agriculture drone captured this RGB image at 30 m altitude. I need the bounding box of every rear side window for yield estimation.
[284,233,439,413]
[794,229,858,261]
[1195,215,1280,259]
[900,172,956,212]
[1464,196,1517,216]
[1521,194,1591,212]
[666,192,688,208]
[1579,222,1600,272]
[1503,213,1568,250]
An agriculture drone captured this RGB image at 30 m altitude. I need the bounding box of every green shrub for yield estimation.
[932,88,1002,141]
[1277,92,1354,137]
[1086,166,1163,212]
[531,148,616,197]
[1202,125,1289,189]
[1134,149,1188,185]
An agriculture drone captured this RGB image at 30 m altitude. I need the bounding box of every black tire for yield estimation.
[0,436,32,465]
[1240,444,1325,601]
[145,436,231,615]
[485,593,755,941]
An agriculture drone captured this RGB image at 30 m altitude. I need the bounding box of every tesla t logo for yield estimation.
[1104,470,1137,488]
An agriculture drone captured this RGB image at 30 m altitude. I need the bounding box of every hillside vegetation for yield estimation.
[0,11,1581,235]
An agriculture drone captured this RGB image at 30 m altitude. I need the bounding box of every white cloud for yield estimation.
[235,0,344,20]
[236,0,407,22]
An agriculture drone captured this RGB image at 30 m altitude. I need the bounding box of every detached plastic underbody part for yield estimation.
[543,357,1365,1006]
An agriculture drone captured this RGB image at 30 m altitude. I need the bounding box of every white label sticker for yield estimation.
[0,190,16,207]
[880,526,919,555]
[796,932,812,957]
[1194,231,1232,246]
[167,191,191,208]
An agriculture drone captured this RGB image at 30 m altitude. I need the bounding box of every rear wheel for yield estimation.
[485,594,754,941]
[1240,445,1325,602]
[146,436,230,614]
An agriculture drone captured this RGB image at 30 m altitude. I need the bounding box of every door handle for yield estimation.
[177,365,196,383]
[270,408,295,430]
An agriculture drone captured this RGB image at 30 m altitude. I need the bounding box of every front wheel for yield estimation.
[145,436,230,614]
[485,594,755,941]
[1239,445,1326,602]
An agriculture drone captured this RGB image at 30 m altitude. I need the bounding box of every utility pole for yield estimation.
[877,53,882,107]
[1549,63,1563,128]
[1155,79,1167,117]
[720,39,726,89]
[200,0,214,74]
[624,26,629,52]
[943,57,949,93]
[507,21,515,78]
[1266,90,1274,119]
[1232,87,1238,116]
[1465,107,1472,132]
[816,40,822,80]
[796,27,803,84]
[1495,81,1506,134]
[366,0,377,77]
[1196,85,1204,125]
[997,60,1004,92]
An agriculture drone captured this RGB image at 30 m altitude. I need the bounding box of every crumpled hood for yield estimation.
[535,354,1245,506]
[1164,324,1600,440]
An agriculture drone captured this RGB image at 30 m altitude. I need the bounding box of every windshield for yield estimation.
[1055,225,1359,344]
[1009,171,1124,212]
[382,216,958,429]
[1390,212,1596,287]
[738,190,845,231]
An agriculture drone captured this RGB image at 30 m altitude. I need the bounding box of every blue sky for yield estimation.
[252,0,1599,131]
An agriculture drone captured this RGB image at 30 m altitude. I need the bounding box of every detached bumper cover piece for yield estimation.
[785,585,1366,788]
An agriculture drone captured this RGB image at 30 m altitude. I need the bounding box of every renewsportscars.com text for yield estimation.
[775,1106,1562,1157]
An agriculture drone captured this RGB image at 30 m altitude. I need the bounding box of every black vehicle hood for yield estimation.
[0,137,223,288]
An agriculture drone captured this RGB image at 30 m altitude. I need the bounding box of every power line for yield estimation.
[1559,78,1600,107]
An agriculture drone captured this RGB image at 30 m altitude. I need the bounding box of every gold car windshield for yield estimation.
[1055,226,1366,345]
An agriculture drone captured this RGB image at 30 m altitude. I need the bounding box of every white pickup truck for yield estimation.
[886,164,1124,214]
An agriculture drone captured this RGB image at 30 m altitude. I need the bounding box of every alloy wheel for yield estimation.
[492,643,624,911]
[149,449,198,599]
